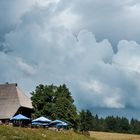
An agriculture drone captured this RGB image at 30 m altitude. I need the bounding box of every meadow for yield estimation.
[0,125,95,140]
[1,125,140,140]
[90,131,140,140]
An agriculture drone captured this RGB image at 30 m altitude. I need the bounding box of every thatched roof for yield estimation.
[0,83,33,119]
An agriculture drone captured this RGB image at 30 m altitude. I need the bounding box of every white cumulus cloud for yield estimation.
[1,0,140,117]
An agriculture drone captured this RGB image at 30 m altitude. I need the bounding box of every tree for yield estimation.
[31,84,78,128]
[119,117,130,133]
[92,114,100,131]
[105,116,118,132]
[130,118,140,134]
[79,110,93,131]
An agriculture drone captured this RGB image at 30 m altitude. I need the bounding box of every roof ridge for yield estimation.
[0,83,17,87]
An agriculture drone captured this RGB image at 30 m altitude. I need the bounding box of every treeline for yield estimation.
[31,84,140,134]
[79,109,140,134]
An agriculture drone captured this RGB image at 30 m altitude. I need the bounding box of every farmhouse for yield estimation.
[0,83,33,123]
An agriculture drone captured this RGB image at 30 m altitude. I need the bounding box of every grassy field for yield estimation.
[0,125,95,140]
[2,125,140,140]
[90,131,140,140]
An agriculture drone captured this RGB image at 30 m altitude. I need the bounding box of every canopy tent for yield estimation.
[32,122,42,125]
[32,117,51,127]
[48,119,68,129]
[49,120,68,126]
[10,114,30,121]
[50,120,66,124]
[10,114,30,127]
[56,122,68,126]
[32,117,51,123]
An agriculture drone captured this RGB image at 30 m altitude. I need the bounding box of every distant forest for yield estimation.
[79,110,140,134]
[31,84,140,134]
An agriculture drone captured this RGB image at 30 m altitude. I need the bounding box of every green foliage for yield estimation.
[31,84,78,128]
[105,116,118,132]
[79,110,93,131]
[78,112,140,134]
[104,116,130,133]
[90,115,140,134]
[130,118,140,134]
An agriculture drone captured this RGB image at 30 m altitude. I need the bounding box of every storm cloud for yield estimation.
[1,0,140,118]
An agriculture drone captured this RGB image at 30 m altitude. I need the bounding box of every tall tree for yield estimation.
[105,116,118,132]
[79,110,93,131]
[31,84,78,128]
[130,118,140,134]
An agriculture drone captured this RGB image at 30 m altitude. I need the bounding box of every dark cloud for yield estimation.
[0,0,38,49]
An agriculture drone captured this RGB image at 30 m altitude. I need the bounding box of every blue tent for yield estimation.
[32,117,51,123]
[56,122,68,127]
[49,120,68,126]
[10,114,30,121]
[31,122,42,125]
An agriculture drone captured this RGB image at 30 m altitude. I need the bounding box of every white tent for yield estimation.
[32,117,51,123]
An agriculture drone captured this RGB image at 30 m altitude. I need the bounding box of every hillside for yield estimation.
[0,125,95,140]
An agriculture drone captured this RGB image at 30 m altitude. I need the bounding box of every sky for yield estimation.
[1,0,140,118]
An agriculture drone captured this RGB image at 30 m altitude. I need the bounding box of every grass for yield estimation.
[3,125,140,140]
[0,125,95,140]
[89,131,140,140]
